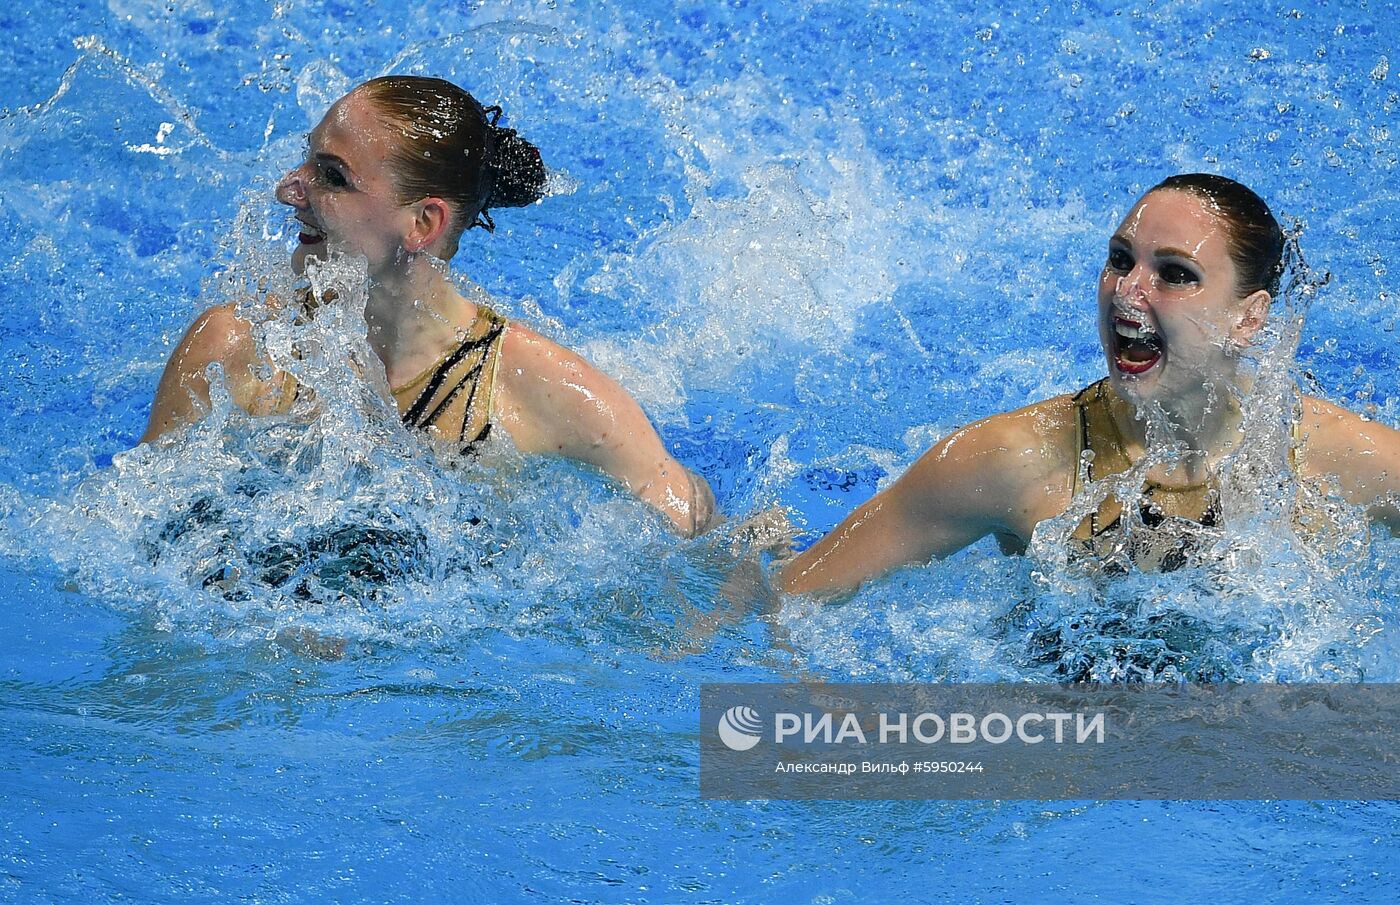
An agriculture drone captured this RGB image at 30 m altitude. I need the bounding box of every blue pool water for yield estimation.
[3,0,1400,900]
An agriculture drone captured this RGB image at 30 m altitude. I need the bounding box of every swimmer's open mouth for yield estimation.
[1113,316,1163,375]
[297,221,326,245]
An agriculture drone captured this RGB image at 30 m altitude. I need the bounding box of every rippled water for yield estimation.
[3,0,1400,901]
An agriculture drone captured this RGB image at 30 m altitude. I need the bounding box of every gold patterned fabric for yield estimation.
[392,304,507,450]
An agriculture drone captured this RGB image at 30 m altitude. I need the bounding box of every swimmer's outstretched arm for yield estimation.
[780,413,1048,597]
[491,323,717,537]
[140,303,287,444]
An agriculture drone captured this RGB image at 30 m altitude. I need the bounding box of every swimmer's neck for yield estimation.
[363,256,477,379]
[1110,374,1251,479]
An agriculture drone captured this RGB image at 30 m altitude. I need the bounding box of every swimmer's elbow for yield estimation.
[649,466,718,537]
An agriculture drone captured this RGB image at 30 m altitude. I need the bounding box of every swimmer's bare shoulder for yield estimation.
[491,321,716,536]
[1294,394,1400,528]
[781,393,1080,597]
[490,320,652,459]
[140,302,291,443]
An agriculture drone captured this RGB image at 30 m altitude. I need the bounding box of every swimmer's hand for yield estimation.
[687,468,720,537]
[653,507,796,660]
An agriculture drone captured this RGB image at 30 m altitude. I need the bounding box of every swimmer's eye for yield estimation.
[1106,247,1133,272]
[315,163,350,190]
[1159,263,1199,286]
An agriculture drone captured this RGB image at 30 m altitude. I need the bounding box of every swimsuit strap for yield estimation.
[1069,379,1105,499]
[1071,379,1116,535]
[271,370,300,415]
[255,298,508,452]
[395,305,507,450]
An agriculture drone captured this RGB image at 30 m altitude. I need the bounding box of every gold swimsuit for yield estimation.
[1068,379,1337,572]
[275,303,507,452]
[391,304,507,450]
[1069,379,1222,571]
[1069,379,1221,537]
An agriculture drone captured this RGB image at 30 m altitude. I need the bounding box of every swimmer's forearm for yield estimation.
[780,481,1005,597]
[779,552,847,597]
[780,499,918,597]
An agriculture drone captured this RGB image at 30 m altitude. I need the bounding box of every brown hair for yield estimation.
[1150,173,1284,298]
[357,76,546,256]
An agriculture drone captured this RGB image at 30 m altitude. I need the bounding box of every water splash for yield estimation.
[3,3,1399,691]
[779,226,1400,683]
[1015,226,1381,681]
[0,187,789,661]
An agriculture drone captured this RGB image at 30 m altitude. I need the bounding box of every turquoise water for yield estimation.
[3,0,1400,900]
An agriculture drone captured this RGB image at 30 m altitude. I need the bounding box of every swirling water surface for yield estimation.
[2,0,1400,901]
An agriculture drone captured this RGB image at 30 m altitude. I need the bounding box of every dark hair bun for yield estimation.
[486,127,546,210]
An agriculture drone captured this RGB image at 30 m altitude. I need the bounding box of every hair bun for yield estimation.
[486,127,546,210]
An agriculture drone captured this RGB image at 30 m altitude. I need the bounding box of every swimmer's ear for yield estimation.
[1230,289,1271,347]
[404,196,451,254]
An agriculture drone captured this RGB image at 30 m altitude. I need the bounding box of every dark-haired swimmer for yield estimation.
[783,174,1400,595]
[143,76,715,536]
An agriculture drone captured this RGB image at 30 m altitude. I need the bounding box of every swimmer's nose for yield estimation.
[1114,266,1151,309]
[276,168,308,208]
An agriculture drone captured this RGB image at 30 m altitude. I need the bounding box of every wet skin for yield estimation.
[143,85,716,536]
[781,189,1400,597]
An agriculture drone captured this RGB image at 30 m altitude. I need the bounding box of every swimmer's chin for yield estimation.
[289,242,327,276]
